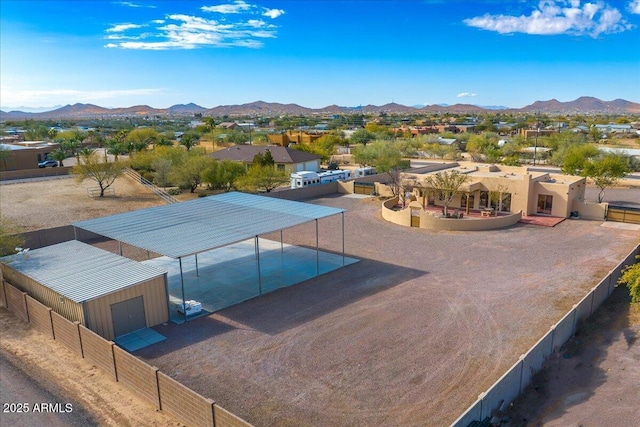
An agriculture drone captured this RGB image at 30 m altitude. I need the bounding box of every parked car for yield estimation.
[38,160,58,168]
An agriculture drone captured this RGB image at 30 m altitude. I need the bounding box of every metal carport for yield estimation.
[73,192,353,321]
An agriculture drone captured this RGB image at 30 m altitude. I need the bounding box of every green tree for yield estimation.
[71,151,127,197]
[179,131,200,151]
[618,256,640,303]
[560,144,600,175]
[422,170,469,216]
[352,141,410,197]
[582,154,630,203]
[350,128,374,146]
[0,219,26,257]
[169,154,213,193]
[237,164,288,193]
[127,128,158,152]
[201,160,247,192]
[49,148,68,167]
[151,158,173,188]
[588,126,603,143]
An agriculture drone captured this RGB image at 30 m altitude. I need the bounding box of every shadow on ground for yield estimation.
[495,286,633,426]
[137,258,426,357]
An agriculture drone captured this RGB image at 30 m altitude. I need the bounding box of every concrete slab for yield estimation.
[600,221,640,231]
[142,238,359,323]
[115,328,167,352]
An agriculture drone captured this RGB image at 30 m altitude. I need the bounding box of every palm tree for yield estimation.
[49,148,68,167]
[179,132,200,151]
[204,117,216,147]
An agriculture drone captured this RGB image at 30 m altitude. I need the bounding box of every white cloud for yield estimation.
[629,0,640,14]
[105,4,284,50]
[201,1,251,14]
[113,1,156,8]
[463,0,632,37]
[0,87,164,107]
[106,23,143,33]
[263,8,285,19]
[457,92,478,98]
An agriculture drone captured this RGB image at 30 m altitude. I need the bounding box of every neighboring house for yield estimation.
[210,145,321,173]
[594,124,633,134]
[411,163,586,219]
[437,137,464,150]
[267,130,323,146]
[0,142,60,171]
[519,128,556,139]
[217,122,240,130]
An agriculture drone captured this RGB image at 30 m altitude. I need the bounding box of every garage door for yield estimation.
[111,296,146,337]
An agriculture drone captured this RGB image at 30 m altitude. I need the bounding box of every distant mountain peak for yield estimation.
[1,96,638,119]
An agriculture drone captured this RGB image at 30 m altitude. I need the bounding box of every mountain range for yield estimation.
[1,97,639,120]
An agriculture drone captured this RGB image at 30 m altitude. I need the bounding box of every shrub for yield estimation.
[618,256,640,303]
[166,188,182,195]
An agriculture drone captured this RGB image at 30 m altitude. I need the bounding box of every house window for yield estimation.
[277,164,285,171]
[537,194,553,215]
[479,191,489,209]
[501,193,512,212]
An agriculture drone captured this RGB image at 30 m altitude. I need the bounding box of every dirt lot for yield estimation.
[0,175,164,232]
[133,194,638,427]
[1,176,639,426]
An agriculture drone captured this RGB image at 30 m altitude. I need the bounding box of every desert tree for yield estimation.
[72,151,127,197]
[237,164,288,193]
[423,169,469,216]
[582,154,630,203]
[169,154,214,193]
[151,157,173,188]
[201,159,247,192]
[618,256,640,303]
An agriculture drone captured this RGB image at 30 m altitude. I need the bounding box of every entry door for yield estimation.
[111,296,146,337]
[537,194,553,215]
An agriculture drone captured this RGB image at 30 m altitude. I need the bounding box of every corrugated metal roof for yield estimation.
[0,241,165,303]
[73,192,344,259]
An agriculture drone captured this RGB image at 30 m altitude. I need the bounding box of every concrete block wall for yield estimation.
[158,372,215,427]
[4,281,29,322]
[50,311,84,357]
[214,404,254,427]
[25,295,54,339]
[452,243,639,427]
[113,346,161,410]
[0,280,7,308]
[79,325,117,381]
[1,281,255,427]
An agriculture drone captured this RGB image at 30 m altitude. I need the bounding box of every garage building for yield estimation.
[0,240,168,340]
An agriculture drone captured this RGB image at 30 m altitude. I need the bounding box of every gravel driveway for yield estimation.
[137,194,640,427]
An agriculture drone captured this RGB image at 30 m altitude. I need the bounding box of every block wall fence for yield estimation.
[450,243,640,427]
[0,279,253,427]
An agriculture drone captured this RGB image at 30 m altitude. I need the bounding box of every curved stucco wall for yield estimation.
[381,197,523,231]
[418,210,522,231]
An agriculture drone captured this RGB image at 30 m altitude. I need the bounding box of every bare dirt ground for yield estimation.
[0,309,183,427]
[1,175,639,427]
[137,195,639,427]
[496,288,640,427]
[0,175,165,232]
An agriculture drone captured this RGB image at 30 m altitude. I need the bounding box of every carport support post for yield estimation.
[280,230,284,253]
[195,254,199,277]
[316,219,319,276]
[118,241,123,256]
[179,257,187,322]
[342,212,345,266]
[256,236,262,295]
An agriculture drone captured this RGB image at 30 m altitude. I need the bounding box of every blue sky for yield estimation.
[1,0,639,110]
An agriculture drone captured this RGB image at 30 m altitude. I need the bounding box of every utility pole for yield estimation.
[533,111,540,166]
